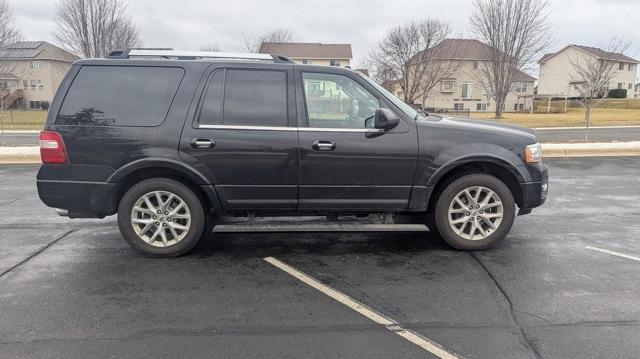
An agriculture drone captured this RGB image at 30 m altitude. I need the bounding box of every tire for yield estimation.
[117,178,206,257]
[432,174,515,250]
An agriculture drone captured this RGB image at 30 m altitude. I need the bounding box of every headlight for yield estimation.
[524,143,542,163]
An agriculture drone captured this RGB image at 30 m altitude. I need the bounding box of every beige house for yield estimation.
[258,42,352,68]
[392,39,536,113]
[0,41,78,110]
[538,45,638,98]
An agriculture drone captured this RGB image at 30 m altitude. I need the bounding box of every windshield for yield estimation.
[357,72,418,119]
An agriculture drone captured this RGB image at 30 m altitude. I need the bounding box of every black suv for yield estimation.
[37,49,548,257]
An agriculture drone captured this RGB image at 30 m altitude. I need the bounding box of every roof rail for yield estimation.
[105,49,294,63]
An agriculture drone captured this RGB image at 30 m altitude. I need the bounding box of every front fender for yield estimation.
[425,142,530,187]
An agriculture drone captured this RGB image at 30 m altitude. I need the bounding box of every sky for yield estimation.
[10,0,640,75]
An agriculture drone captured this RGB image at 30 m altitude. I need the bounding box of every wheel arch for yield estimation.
[105,158,221,215]
[425,156,526,212]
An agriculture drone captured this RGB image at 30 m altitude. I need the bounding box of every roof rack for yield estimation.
[105,48,294,63]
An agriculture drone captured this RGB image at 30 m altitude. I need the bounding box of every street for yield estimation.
[1,158,640,358]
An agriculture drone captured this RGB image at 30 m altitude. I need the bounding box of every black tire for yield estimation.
[117,178,206,257]
[432,174,515,250]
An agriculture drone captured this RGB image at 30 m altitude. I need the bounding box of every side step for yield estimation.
[213,223,428,233]
[212,214,429,233]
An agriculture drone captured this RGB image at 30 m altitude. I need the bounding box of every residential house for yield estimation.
[0,41,78,110]
[393,39,536,113]
[258,42,352,68]
[538,45,638,98]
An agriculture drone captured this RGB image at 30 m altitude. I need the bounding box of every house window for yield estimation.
[38,80,44,91]
[30,80,37,90]
[23,80,28,90]
[453,103,464,110]
[302,59,311,65]
[619,62,625,70]
[441,80,455,92]
[461,82,473,99]
[629,63,633,71]
[618,83,624,89]
[473,61,479,69]
[515,82,528,93]
[629,83,633,90]
[476,103,487,111]
[30,101,42,109]
[29,61,43,70]
[329,59,340,67]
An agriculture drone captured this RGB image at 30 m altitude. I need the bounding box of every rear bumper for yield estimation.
[518,165,549,214]
[37,179,116,218]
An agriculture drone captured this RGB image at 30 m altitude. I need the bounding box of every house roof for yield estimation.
[412,39,497,61]
[258,42,352,59]
[355,68,369,76]
[0,41,79,62]
[513,70,536,82]
[539,44,639,64]
[410,39,536,81]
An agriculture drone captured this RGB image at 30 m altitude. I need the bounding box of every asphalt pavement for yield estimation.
[1,158,640,358]
[2,126,640,146]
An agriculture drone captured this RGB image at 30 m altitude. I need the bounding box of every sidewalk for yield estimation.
[2,142,640,164]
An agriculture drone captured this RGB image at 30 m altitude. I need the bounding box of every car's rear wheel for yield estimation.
[433,174,515,250]
[117,178,205,257]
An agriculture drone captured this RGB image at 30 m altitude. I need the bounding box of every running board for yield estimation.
[213,223,428,233]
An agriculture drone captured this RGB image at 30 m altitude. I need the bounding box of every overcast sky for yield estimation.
[11,0,640,75]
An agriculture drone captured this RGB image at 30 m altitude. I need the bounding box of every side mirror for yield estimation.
[374,108,400,130]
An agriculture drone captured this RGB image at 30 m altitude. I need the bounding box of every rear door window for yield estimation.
[57,66,184,127]
[222,69,287,127]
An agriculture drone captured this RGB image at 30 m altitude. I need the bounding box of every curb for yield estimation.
[2,143,640,164]
[541,142,640,158]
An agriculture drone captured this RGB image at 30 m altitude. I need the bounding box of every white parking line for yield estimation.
[263,256,460,359]
[586,246,640,262]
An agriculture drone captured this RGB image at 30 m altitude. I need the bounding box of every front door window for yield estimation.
[302,72,380,129]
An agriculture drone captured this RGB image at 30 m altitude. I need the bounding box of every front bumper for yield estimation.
[518,165,548,214]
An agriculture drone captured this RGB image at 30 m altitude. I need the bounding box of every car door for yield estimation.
[180,65,299,210]
[295,69,418,211]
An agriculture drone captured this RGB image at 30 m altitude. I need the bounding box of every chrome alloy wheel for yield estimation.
[130,191,191,247]
[448,186,503,241]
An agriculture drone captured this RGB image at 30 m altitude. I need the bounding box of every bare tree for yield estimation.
[243,28,294,53]
[368,19,453,105]
[53,0,141,58]
[470,0,551,118]
[0,0,21,109]
[570,40,629,129]
[0,0,20,48]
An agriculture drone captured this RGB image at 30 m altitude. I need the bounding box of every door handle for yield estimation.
[190,138,215,149]
[312,140,336,151]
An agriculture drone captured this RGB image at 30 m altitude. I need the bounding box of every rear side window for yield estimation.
[57,66,184,127]
[222,70,287,127]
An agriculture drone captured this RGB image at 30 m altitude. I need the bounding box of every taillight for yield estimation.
[39,131,68,164]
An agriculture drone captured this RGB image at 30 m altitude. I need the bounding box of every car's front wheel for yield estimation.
[433,174,515,250]
[117,178,205,257]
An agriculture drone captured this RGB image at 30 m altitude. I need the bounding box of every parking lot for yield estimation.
[1,157,639,358]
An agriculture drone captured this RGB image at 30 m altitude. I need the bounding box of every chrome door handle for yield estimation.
[312,140,336,151]
[190,138,215,149]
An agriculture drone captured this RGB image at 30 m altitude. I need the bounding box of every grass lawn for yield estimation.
[0,110,48,131]
[470,108,640,128]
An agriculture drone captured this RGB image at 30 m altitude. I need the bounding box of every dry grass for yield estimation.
[0,110,47,131]
[470,108,640,128]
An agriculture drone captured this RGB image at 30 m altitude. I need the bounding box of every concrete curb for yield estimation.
[541,141,640,157]
[2,143,640,164]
